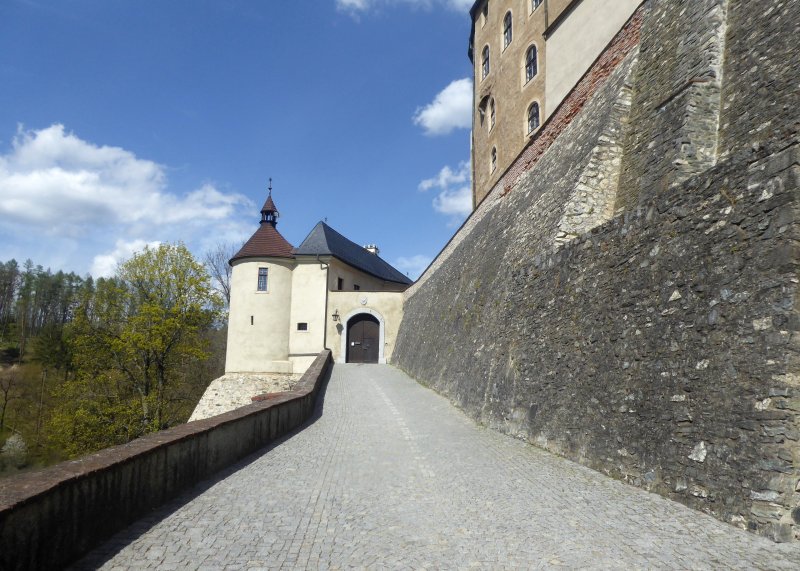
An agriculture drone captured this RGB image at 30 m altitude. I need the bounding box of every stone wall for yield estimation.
[189,372,301,421]
[718,0,799,159]
[616,0,728,208]
[0,351,332,571]
[396,0,800,542]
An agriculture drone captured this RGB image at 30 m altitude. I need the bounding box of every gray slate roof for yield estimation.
[294,222,412,285]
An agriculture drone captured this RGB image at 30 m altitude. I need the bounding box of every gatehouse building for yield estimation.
[224,189,411,375]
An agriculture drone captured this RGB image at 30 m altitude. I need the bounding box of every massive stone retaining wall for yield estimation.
[0,350,332,571]
[396,0,800,542]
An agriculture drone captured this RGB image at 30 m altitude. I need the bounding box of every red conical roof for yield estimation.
[230,187,294,263]
[230,223,294,263]
[262,193,277,214]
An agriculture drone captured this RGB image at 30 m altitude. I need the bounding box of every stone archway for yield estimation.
[339,308,387,364]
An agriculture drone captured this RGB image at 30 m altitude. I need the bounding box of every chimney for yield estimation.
[364,244,380,255]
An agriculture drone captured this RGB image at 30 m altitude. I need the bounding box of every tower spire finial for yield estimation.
[260,179,279,227]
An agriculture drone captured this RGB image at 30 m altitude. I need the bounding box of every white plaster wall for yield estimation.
[326,258,408,293]
[225,258,294,373]
[545,0,641,117]
[327,291,404,364]
[288,261,328,373]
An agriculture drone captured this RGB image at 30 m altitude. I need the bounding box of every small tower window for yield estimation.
[525,45,538,83]
[491,147,497,172]
[354,284,361,291]
[337,277,344,291]
[527,102,540,134]
[478,95,490,126]
[297,322,308,331]
[503,12,512,49]
[489,98,496,130]
[257,267,268,291]
[481,45,490,79]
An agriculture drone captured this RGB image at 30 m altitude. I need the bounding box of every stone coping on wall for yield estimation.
[0,349,332,571]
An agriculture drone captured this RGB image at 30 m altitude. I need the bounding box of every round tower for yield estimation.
[225,184,296,373]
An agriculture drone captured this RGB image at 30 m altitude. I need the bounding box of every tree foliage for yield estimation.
[50,243,223,452]
[0,259,84,356]
[0,244,226,473]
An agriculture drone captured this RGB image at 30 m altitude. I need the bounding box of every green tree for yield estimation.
[51,243,222,454]
[0,259,20,344]
[0,365,19,432]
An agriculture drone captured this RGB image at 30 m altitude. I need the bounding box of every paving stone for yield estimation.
[73,364,800,570]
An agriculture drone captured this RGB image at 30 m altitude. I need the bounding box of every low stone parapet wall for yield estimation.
[0,350,332,571]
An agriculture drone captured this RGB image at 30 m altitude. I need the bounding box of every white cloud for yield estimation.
[393,254,432,280]
[337,0,370,11]
[0,124,252,275]
[0,125,248,235]
[337,0,473,14]
[413,78,473,136]
[418,162,469,192]
[91,239,161,278]
[419,160,472,223]
[446,0,474,9]
[433,186,472,217]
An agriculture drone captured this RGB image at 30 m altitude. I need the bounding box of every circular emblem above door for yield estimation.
[360,295,368,305]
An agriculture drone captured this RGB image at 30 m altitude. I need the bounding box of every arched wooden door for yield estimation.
[346,314,380,363]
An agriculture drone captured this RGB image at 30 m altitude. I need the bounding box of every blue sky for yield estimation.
[0,0,475,279]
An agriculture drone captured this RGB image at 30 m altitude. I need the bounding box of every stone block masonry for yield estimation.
[396,0,800,543]
[718,0,800,158]
[617,0,730,206]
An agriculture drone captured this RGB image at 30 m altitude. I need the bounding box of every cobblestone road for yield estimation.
[75,365,800,570]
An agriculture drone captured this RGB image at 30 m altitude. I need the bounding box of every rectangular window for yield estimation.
[337,277,343,291]
[297,322,308,331]
[257,267,268,291]
[354,284,361,291]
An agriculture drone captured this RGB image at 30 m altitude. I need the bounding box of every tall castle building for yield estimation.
[469,0,642,206]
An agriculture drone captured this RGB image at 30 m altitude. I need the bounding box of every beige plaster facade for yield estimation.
[545,0,642,114]
[286,260,329,372]
[225,258,294,374]
[326,291,405,364]
[325,258,408,293]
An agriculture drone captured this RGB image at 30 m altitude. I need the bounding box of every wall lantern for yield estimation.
[331,309,340,322]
